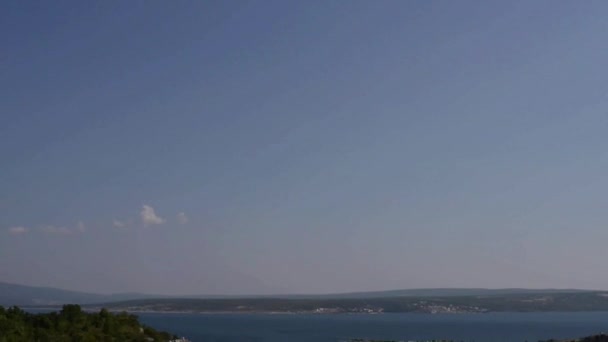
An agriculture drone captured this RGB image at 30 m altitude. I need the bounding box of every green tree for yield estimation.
[0,305,178,342]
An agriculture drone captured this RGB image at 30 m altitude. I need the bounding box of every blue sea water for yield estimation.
[136,312,608,342]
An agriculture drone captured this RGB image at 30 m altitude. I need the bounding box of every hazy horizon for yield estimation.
[3,1,608,296]
[2,280,602,297]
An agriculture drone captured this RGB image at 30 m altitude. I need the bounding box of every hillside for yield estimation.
[100,291,608,314]
[0,304,180,341]
[0,281,600,311]
[289,288,592,299]
[0,282,157,306]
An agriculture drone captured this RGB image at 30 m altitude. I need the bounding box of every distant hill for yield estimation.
[101,291,608,314]
[0,282,159,306]
[281,288,593,299]
[0,281,597,307]
[167,288,594,300]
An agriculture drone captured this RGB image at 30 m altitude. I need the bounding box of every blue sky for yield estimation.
[2,1,608,295]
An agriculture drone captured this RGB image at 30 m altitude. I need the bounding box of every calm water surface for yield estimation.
[137,312,608,342]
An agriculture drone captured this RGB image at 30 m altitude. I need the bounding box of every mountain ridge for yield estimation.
[0,281,597,306]
[0,282,161,306]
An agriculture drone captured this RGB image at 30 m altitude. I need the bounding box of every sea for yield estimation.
[135,312,608,342]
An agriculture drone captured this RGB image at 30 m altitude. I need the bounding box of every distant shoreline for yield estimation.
[25,306,608,316]
[17,289,608,316]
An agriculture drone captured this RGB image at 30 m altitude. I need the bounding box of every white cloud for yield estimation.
[140,205,165,226]
[40,225,71,235]
[177,212,188,224]
[113,220,126,228]
[8,226,28,235]
[77,221,86,232]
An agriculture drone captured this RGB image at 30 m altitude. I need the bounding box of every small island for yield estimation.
[0,304,186,342]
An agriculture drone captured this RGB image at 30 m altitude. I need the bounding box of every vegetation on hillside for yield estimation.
[0,305,177,342]
[543,333,608,342]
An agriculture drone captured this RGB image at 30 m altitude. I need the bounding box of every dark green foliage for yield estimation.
[0,304,177,342]
[544,333,608,342]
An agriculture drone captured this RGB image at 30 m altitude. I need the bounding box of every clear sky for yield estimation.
[2,1,608,295]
